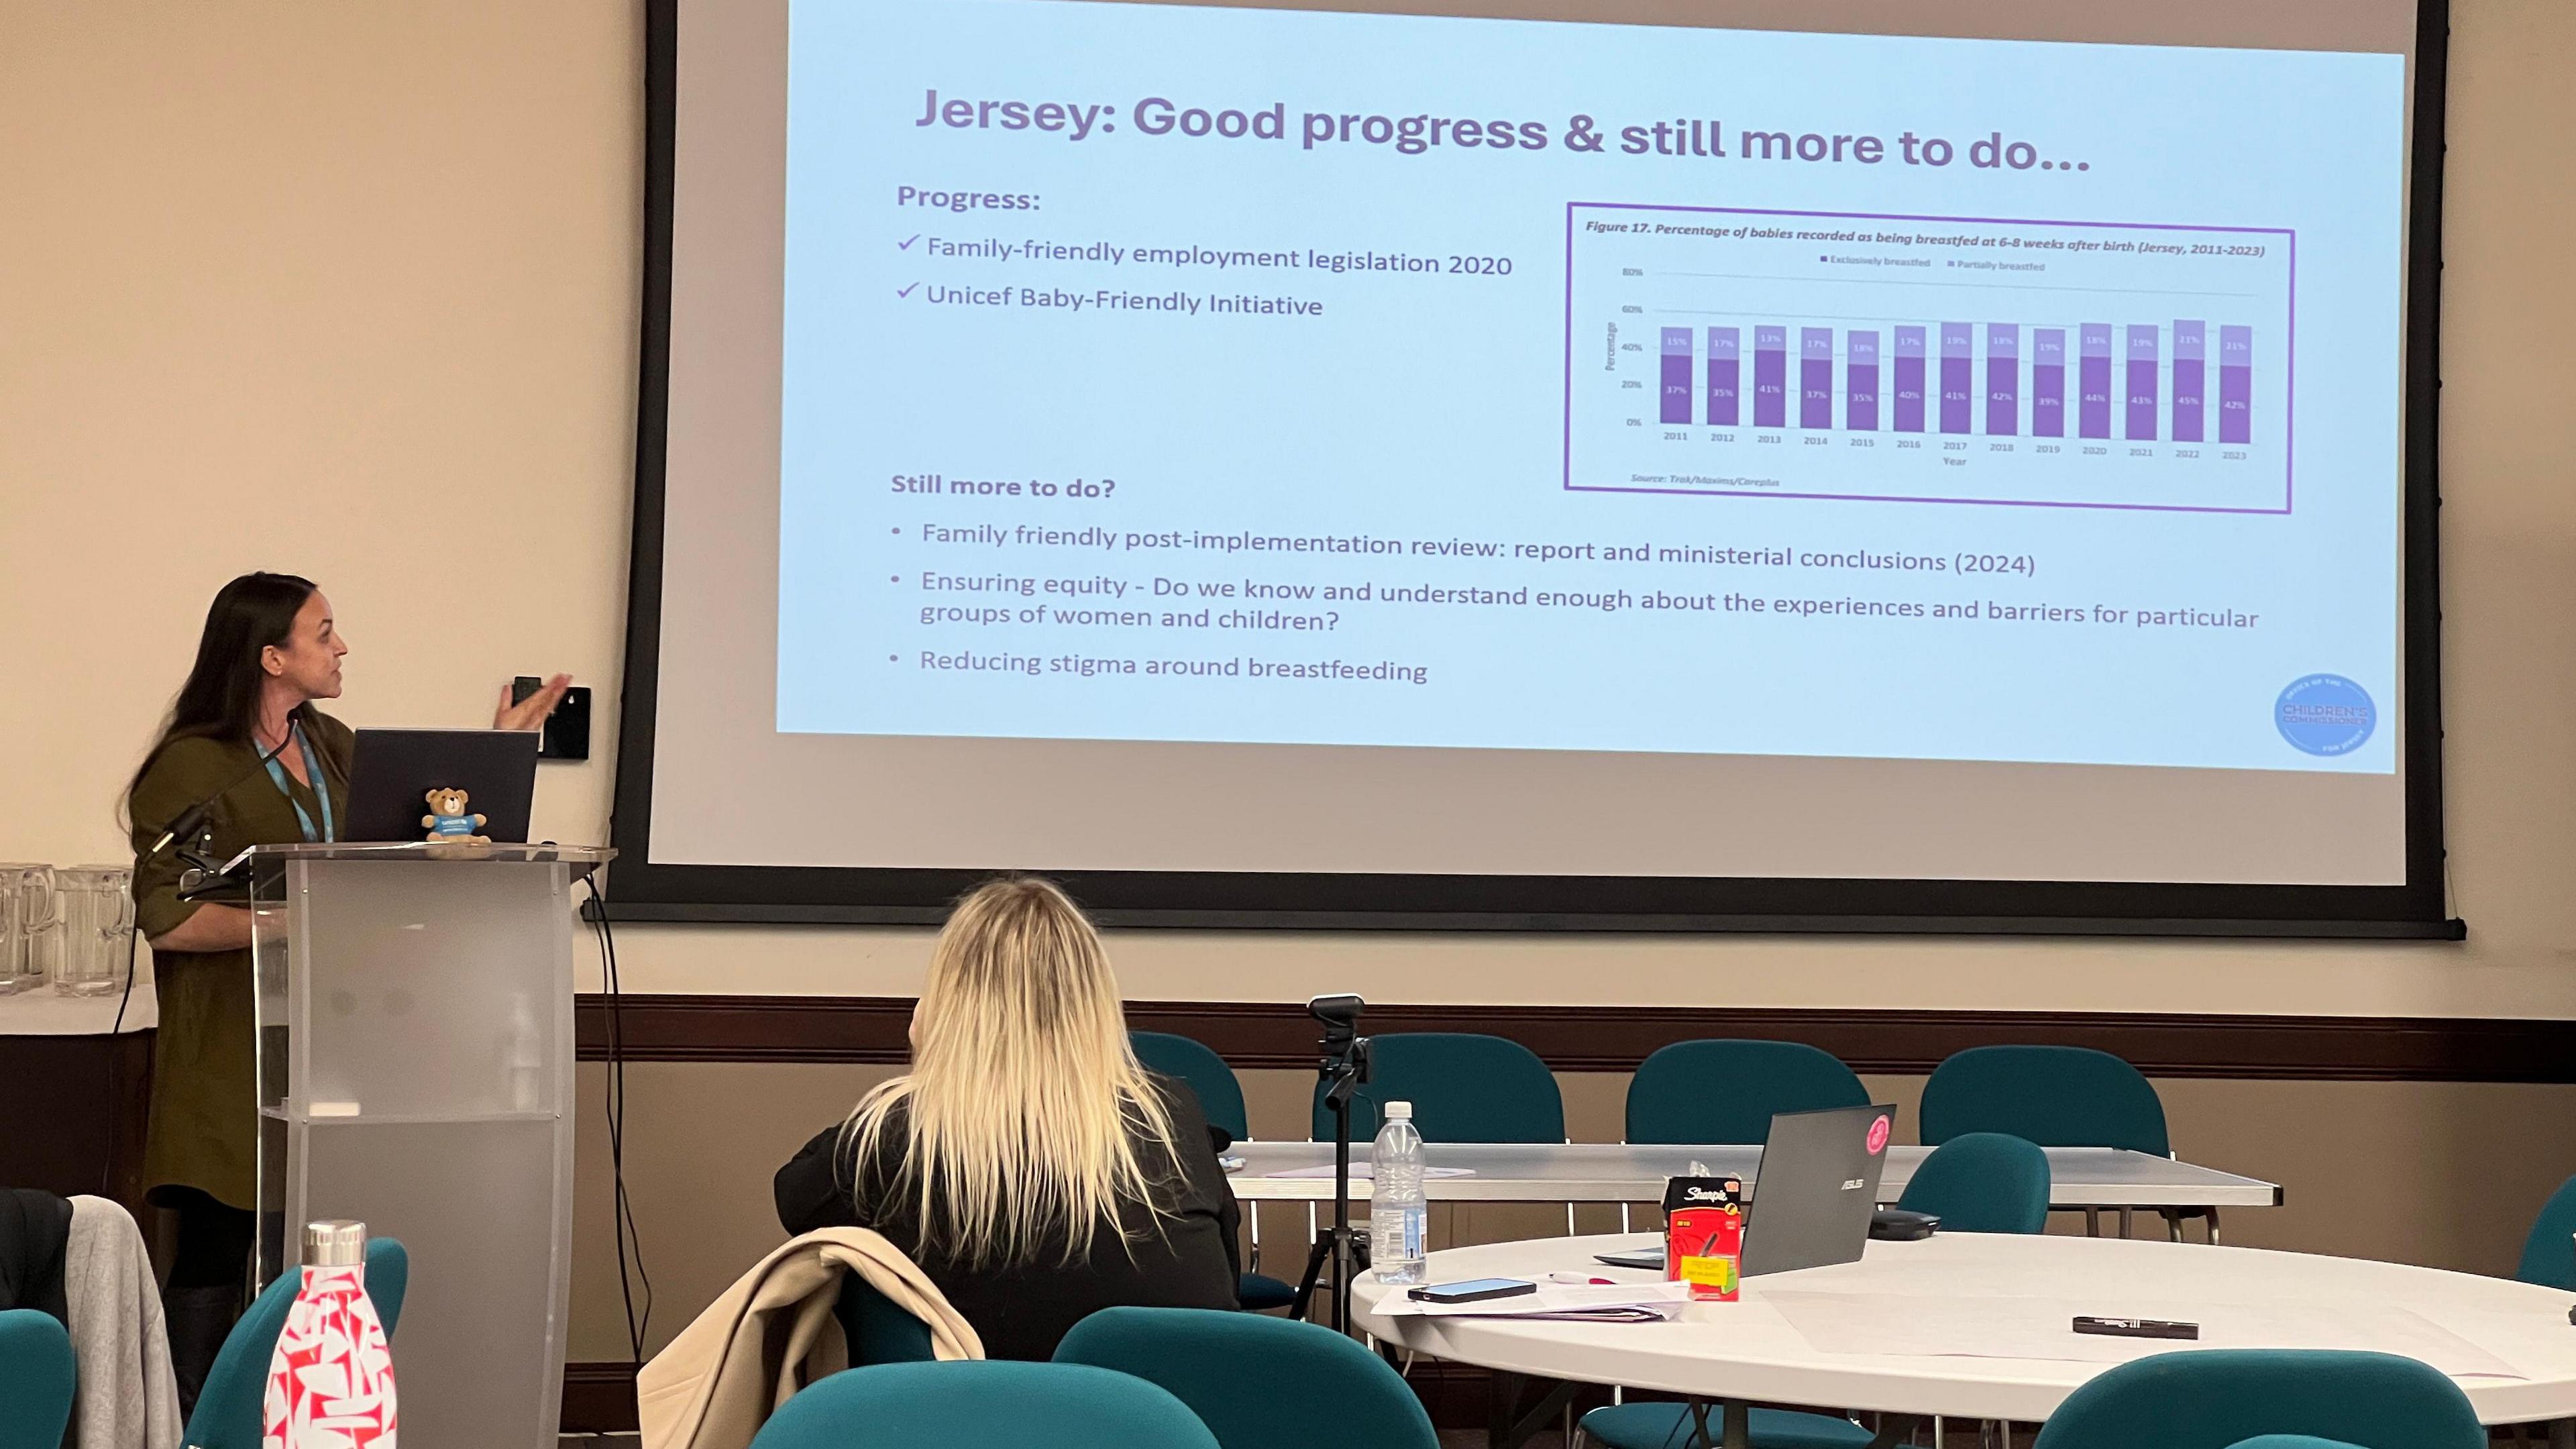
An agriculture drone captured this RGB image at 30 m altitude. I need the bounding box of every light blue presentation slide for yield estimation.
[775,0,2406,773]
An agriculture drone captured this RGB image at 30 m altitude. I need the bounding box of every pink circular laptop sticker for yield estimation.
[1866,1115,1891,1155]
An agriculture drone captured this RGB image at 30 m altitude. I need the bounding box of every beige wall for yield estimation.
[7,0,2576,1376]
[5,3,2576,1020]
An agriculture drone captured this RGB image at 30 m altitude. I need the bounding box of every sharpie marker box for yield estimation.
[1664,1175,1746,1302]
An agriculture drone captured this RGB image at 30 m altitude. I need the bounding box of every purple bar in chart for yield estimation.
[1846,330,1879,432]
[1660,328,1693,425]
[1939,323,1973,434]
[2032,329,2065,438]
[1705,327,1739,427]
[1753,325,1787,429]
[2078,324,2112,439]
[2220,325,2253,444]
[2172,321,2206,443]
[1986,324,2019,437]
[1800,328,1833,429]
[1892,326,1926,433]
[2125,325,2159,441]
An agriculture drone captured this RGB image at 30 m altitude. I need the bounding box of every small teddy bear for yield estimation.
[421,787,488,845]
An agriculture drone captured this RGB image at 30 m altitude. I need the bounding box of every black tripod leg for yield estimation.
[1288,1231,1334,1322]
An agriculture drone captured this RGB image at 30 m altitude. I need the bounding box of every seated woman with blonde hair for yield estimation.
[774,875,1242,1359]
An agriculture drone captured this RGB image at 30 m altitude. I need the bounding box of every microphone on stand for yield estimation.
[145,727,299,867]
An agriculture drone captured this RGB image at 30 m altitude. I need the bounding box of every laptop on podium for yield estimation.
[343,729,540,843]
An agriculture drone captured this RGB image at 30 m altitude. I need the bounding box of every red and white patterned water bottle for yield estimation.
[263,1220,398,1448]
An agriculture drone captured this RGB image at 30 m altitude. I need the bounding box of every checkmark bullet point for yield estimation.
[898,234,920,250]
[896,282,919,298]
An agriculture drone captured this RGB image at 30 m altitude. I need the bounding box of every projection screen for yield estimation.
[607,0,2454,933]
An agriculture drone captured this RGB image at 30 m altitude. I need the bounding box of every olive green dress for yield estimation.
[127,710,352,1211]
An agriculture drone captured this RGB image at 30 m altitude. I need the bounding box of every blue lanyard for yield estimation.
[261,720,335,843]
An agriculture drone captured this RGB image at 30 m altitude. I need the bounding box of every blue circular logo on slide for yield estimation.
[2275,674,2375,757]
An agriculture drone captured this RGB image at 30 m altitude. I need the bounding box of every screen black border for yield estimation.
[606,0,2459,938]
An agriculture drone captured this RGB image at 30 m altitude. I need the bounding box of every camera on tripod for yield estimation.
[1309,992,1371,1079]
[1295,994,1375,1328]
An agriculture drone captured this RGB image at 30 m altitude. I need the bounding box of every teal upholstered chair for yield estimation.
[1133,1030,1250,1140]
[1896,1132,2051,1234]
[1920,1045,2199,1238]
[1130,1030,1297,1311]
[2514,1174,2576,1290]
[0,1309,76,1449]
[1313,1032,1564,1144]
[1921,1046,2168,1154]
[747,1360,1222,1449]
[2027,1350,2484,1449]
[1581,1130,2052,1449]
[836,1275,935,1364]
[1057,1305,1438,1449]
[1626,1040,1871,1145]
[184,1238,409,1449]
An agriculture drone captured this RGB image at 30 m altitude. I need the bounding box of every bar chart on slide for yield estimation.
[1572,203,2294,513]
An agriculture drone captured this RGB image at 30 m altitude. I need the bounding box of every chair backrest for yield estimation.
[1313,1032,1564,1143]
[1920,1045,2171,1155]
[1057,1305,1439,1449]
[748,1360,1222,1449]
[2027,1350,2484,1449]
[185,1238,409,1449]
[1895,1132,2051,1233]
[0,1309,75,1449]
[1627,1039,1871,1144]
[1132,1031,1250,1140]
[2514,1173,2576,1289]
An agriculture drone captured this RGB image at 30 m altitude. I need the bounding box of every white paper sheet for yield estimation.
[1376,1280,1693,1321]
[1762,1291,2528,1379]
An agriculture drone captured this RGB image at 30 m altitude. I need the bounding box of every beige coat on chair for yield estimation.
[637,1228,983,1449]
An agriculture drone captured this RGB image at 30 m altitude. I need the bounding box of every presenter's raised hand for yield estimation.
[495,673,573,731]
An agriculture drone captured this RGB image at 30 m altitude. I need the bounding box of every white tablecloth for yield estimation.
[0,967,156,1034]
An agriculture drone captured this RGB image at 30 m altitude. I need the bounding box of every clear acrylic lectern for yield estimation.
[240,841,611,1449]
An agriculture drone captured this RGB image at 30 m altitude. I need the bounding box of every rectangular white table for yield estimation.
[1222,1141,2279,1213]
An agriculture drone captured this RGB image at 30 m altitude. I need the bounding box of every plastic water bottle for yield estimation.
[265,1220,397,1448]
[1371,1100,1428,1285]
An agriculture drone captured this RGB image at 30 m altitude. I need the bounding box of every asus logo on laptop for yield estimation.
[1841,1178,1866,1190]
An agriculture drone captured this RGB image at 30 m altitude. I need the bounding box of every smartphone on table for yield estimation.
[1408,1277,1538,1304]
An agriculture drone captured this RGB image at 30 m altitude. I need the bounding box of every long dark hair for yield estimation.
[126,572,320,812]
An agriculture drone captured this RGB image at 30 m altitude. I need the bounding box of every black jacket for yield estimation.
[775,1073,1242,1361]
[0,1188,72,1324]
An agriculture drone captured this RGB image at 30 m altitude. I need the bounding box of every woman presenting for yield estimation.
[124,571,568,1407]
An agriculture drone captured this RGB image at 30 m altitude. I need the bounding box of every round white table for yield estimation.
[1353,1234,2576,1445]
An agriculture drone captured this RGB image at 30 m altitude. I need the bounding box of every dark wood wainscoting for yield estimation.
[576,994,2576,1083]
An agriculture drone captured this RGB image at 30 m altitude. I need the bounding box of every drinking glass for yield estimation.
[0,865,54,996]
